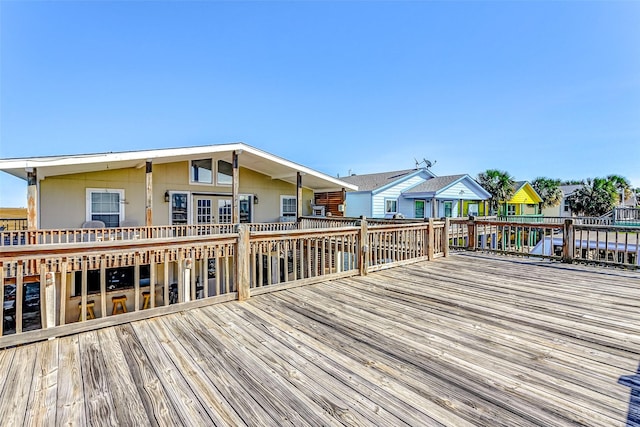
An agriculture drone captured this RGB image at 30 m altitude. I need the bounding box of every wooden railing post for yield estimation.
[358,216,368,276]
[467,216,476,250]
[563,219,575,263]
[427,218,435,260]
[236,224,250,301]
[442,217,450,257]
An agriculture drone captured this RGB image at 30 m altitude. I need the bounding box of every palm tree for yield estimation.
[606,174,632,205]
[567,178,618,217]
[477,169,515,215]
[531,177,562,209]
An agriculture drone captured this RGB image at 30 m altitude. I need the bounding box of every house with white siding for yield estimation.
[341,169,491,219]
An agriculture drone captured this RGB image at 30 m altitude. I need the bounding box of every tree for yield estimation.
[477,169,515,215]
[606,174,632,204]
[531,177,562,209]
[566,178,618,217]
[560,179,585,185]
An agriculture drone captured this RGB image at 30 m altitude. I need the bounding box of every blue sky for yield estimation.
[1,1,639,207]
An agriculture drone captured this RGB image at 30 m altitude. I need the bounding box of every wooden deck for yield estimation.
[0,252,638,426]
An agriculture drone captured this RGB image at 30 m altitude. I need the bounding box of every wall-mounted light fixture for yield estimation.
[253,194,259,204]
[164,191,170,203]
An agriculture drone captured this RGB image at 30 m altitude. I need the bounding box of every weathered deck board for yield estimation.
[0,252,637,426]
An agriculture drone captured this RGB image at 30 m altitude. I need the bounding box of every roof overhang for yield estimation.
[0,143,358,192]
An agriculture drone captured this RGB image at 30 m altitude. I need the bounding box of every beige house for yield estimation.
[0,143,357,229]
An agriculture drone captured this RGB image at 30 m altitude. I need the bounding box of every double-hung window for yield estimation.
[385,199,397,214]
[86,189,124,227]
[281,196,297,218]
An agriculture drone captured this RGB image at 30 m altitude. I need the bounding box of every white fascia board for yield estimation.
[0,142,359,190]
[0,143,244,169]
[402,192,436,199]
[240,145,358,190]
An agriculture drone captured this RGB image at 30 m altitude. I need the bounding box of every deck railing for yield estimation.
[0,218,446,347]
[496,215,616,226]
[0,218,27,231]
[0,222,310,247]
[456,218,639,268]
[614,207,640,225]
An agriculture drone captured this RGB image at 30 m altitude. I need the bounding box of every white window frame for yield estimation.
[189,158,214,185]
[507,204,516,216]
[280,195,297,218]
[85,188,125,227]
[385,198,398,214]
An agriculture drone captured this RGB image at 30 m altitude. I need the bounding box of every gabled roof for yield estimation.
[0,142,358,192]
[340,168,435,192]
[402,174,492,199]
[508,181,543,204]
[404,174,466,193]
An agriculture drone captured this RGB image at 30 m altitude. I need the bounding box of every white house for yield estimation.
[341,169,491,219]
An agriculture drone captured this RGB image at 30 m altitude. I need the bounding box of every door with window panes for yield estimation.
[193,196,232,224]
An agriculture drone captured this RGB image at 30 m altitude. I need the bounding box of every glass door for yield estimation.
[414,200,425,218]
[444,201,453,218]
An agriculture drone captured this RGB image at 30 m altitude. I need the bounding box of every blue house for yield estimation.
[340,168,491,219]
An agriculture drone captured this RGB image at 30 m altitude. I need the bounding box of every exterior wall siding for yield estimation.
[345,193,372,218]
[373,175,426,218]
[437,181,487,200]
[39,161,312,228]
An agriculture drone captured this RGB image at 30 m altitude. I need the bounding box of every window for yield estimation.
[217,160,233,185]
[170,192,189,225]
[385,199,397,214]
[507,204,516,215]
[281,196,297,217]
[86,189,124,227]
[239,195,252,223]
[191,159,213,184]
[218,199,232,223]
[196,199,212,224]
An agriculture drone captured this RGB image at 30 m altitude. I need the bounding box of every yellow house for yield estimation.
[0,143,357,229]
[500,181,543,216]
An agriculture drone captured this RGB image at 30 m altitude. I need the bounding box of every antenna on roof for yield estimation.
[415,158,436,169]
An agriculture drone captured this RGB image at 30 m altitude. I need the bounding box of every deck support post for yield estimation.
[442,217,450,257]
[358,216,368,276]
[236,224,250,301]
[296,172,303,220]
[427,218,435,260]
[183,257,192,303]
[145,160,153,226]
[232,150,240,224]
[27,168,38,230]
[563,219,575,263]
[467,216,476,250]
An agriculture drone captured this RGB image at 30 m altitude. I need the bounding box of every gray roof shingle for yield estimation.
[340,169,420,191]
[404,174,466,194]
